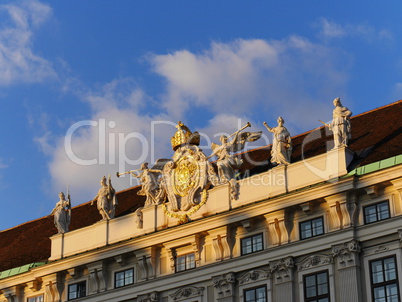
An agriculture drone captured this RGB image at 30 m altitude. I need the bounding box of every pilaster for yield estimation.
[269,257,294,302]
[332,239,362,302]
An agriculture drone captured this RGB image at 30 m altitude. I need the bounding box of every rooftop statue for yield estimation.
[208,122,262,184]
[50,191,71,234]
[263,117,292,165]
[91,175,117,220]
[320,98,352,149]
[128,162,163,207]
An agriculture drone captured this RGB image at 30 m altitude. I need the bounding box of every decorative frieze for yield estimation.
[269,256,294,284]
[138,291,158,302]
[238,269,270,285]
[296,254,333,271]
[170,286,204,301]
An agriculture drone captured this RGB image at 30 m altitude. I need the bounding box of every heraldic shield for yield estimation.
[162,122,217,221]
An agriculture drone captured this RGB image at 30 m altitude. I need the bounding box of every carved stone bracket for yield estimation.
[332,239,361,268]
[269,256,294,284]
[300,202,313,215]
[170,286,205,301]
[212,272,236,299]
[87,261,107,294]
[136,247,156,280]
[114,254,128,267]
[208,226,231,261]
[391,179,402,206]
[325,193,351,230]
[27,278,42,292]
[364,185,380,199]
[138,291,158,302]
[296,254,333,271]
[238,269,271,285]
[264,211,289,246]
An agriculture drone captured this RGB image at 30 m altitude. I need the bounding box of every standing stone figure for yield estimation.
[263,117,292,165]
[330,97,352,148]
[130,162,162,207]
[50,192,71,234]
[91,175,117,220]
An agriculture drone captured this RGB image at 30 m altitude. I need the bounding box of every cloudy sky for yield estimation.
[0,0,401,231]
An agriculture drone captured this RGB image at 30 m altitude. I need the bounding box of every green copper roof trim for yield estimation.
[0,262,46,279]
[344,154,402,177]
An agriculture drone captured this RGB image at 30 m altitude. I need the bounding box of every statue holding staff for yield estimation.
[208,122,262,184]
[91,175,117,220]
[263,117,292,165]
[50,191,71,234]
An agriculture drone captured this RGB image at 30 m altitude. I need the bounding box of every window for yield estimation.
[241,233,263,255]
[303,270,330,302]
[244,285,267,302]
[364,201,390,224]
[300,217,324,240]
[176,253,196,272]
[68,281,86,300]
[115,268,134,288]
[370,256,400,302]
[28,296,44,302]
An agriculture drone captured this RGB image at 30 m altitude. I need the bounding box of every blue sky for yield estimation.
[0,0,401,231]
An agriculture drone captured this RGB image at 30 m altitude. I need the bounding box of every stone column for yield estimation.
[269,257,294,302]
[212,272,236,302]
[332,239,362,302]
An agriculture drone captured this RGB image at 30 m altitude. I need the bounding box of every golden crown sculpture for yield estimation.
[171,121,200,150]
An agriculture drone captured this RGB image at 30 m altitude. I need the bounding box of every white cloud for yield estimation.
[47,79,176,204]
[317,18,393,42]
[0,0,56,86]
[44,36,353,204]
[150,37,349,132]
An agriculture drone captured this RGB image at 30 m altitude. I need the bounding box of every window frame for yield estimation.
[369,255,400,302]
[303,270,330,302]
[67,281,86,301]
[175,252,196,273]
[363,200,390,225]
[240,233,264,256]
[299,216,324,240]
[243,284,268,302]
[27,295,44,302]
[114,268,134,288]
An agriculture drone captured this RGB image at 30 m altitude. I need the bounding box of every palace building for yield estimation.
[0,100,401,302]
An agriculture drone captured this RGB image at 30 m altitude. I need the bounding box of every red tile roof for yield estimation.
[0,100,401,271]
